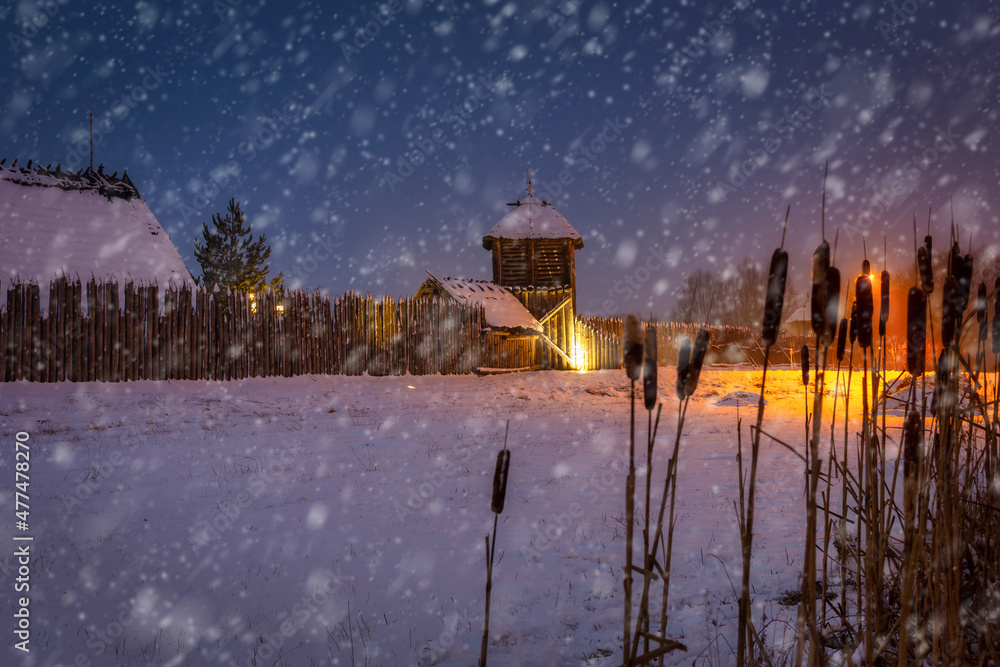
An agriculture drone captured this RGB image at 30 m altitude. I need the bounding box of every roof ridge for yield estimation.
[0,158,142,201]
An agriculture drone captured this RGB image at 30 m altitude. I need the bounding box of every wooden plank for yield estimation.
[539,332,575,369]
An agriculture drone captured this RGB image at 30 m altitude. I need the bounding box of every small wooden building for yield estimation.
[415,275,542,336]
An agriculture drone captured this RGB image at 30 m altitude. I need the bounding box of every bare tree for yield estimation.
[671,269,724,325]
[672,258,803,330]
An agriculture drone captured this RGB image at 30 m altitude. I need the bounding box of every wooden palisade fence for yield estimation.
[1,278,488,382]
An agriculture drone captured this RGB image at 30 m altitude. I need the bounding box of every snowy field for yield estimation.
[2,368,902,666]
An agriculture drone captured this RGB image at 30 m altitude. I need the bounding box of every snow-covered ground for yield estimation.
[1,368,903,666]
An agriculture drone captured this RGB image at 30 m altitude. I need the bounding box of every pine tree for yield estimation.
[193,199,283,296]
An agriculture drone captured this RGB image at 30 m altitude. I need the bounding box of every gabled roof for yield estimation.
[418,275,542,334]
[0,160,192,287]
[482,194,583,250]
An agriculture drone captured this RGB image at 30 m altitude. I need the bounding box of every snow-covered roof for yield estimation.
[482,194,583,250]
[0,160,192,287]
[424,276,542,333]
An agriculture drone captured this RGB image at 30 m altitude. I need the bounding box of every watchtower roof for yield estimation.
[482,195,583,251]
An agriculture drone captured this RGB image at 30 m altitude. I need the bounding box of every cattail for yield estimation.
[976,282,988,343]
[623,314,644,381]
[903,410,922,480]
[811,241,830,337]
[491,449,510,514]
[907,287,926,376]
[675,337,691,401]
[949,241,962,278]
[932,349,957,415]
[976,281,987,323]
[643,326,657,411]
[836,318,847,362]
[685,328,710,397]
[993,277,1000,356]
[942,275,960,348]
[801,344,810,386]
[763,247,788,346]
[856,272,874,349]
[810,286,823,338]
[813,240,830,286]
[878,269,890,338]
[957,253,974,314]
[849,301,857,345]
[822,267,840,347]
[918,244,934,294]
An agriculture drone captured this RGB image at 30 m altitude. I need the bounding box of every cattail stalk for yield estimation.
[480,422,511,667]
[897,410,922,666]
[638,325,659,659]
[738,212,788,667]
[975,282,987,380]
[622,314,643,667]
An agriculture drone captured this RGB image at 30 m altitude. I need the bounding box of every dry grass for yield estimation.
[728,223,1000,666]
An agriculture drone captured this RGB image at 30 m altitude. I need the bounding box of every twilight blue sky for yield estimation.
[3,0,998,314]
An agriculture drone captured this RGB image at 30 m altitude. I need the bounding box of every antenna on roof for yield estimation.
[526,168,533,197]
[89,88,94,171]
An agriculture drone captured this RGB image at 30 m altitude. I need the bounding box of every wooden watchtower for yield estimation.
[481,173,584,315]
[480,173,584,369]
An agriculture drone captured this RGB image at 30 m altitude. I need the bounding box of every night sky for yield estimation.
[3,0,998,315]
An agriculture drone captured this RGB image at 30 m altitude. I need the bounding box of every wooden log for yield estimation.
[11,283,23,381]
[108,281,119,381]
[19,283,31,380]
[153,284,163,380]
[123,282,133,381]
[182,284,192,380]
[49,278,59,381]
[198,287,206,380]
[27,283,40,381]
